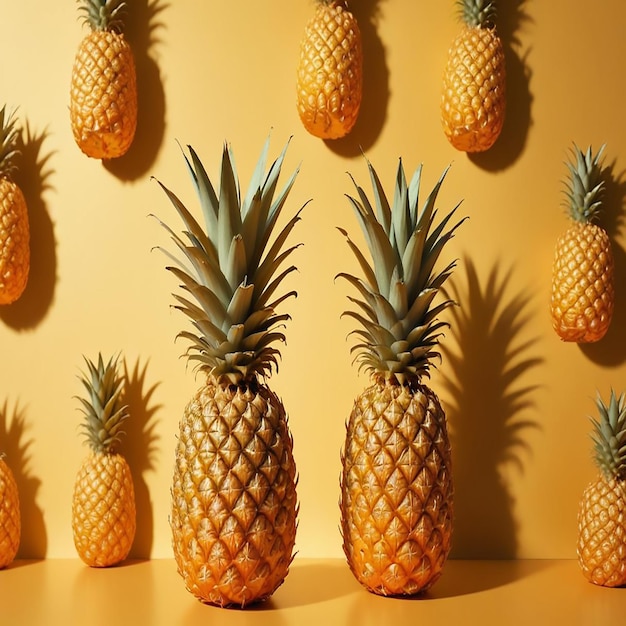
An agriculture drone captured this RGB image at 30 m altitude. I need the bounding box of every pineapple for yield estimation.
[70,0,137,159]
[154,136,302,607]
[338,155,466,595]
[0,106,29,305]
[551,144,613,343]
[0,453,20,568]
[296,0,363,139]
[441,0,506,153]
[577,389,626,587]
[72,353,136,567]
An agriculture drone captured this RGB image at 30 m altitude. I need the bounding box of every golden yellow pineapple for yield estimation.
[0,106,29,305]
[72,353,136,567]
[441,0,506,152]
[70,0,137,159]
[296,0,363,139]
[0,453,20,568]
[577,389,626,587]
[551,144,613,343]
[155,137,303,607]
[338,156,466,595]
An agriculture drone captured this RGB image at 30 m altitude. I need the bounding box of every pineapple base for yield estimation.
[72,452,136,568]
[0,180,30,305]
[170,377,298,607]
[0,458,20,568]
[577,475,626,587]
[340,379,453,596]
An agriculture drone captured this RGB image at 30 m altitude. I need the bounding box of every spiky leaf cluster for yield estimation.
[563,143,606,225]
[155,137,303,384]
[457,0,497,28]
[339,157,465,383]
[77,0,127,33]
[590,389,626,481]
[76,353,128,454]
[0,106,19,178]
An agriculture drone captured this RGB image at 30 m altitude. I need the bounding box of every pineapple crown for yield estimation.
[0,105,20,179]
[338,156,466,385]
[77,0,127,33]
[457,0,497,28]
[154,136,305,385]
[75,353,129,454]
[563,143,606,225]
[589,389,626,481]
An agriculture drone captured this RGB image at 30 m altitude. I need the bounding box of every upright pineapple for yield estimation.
[154,137,302,607]
[339,155,465,595]
[70,0,137,159]
[0,453,20,568]
[72,353,136,567]
[441,0,506,152]
[551,144,613,343]
[577,389,626,587]
[0,106,29,305]
[296,0,362,139]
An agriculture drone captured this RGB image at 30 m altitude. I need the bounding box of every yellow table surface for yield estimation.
[1,558,623,625]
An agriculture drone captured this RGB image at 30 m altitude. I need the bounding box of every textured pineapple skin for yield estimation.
[0,179,30,305]
[441,25,506,153]
[0,458,20,568]
[72,452,136,567]
[296,0,362,139]
[551,223,614,343]
[341,380,453,596]
[170,378,298,607]
[70,30,137,159]
[577,475,626,587]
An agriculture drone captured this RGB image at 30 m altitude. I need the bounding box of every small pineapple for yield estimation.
[577,390,626,587]
[551,144,614,343]
[72,353,136,567]
[0,106,29,305]
[0,453,20,568]
[338,155,466,595]
[441,0,506,152]
[154,136,303,607]
[70,0,137,159]
[296,0,363,139]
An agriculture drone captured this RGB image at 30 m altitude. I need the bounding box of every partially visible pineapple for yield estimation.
[338,155,466,595]
[551,144,614,343]
[70,0,137,159]
[296,0,362,139]
[72,353,136,567]
[154,136,302,607]
[0,452,20,568]
[0,106,29,305]
[441,0,506,152]
[577,389,626,587]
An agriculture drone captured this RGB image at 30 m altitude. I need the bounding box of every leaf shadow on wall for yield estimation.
[579,161,626,366]
[103,0,168,182]
[440,258,542,565]
[121,358,161,559]
[0,124,56,330]
[324,0,389,157]
[468,0,533,172]
[0,400,47,559]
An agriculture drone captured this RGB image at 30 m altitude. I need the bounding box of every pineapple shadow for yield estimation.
[468,0,533,171]
[440,258,542,569]
[103,0,168,182]
[0,123,56,330]
[0,400,47,560]
[578,161,626,366]
[323,0,389,157]
[121,358,161,559]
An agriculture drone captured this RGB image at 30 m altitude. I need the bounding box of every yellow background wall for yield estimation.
[2,0,625,561]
